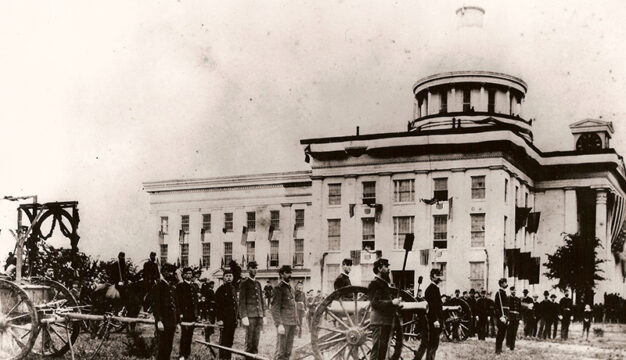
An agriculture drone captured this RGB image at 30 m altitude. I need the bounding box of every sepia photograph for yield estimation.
[0,0,625,359]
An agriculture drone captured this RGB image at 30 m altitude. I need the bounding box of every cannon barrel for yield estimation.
[442,305,462,312]
[327,300,427,315]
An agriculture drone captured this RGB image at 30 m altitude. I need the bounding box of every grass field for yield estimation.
[25,322,625,359]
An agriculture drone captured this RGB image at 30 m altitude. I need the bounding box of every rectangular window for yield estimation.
[463,89,471,111]
[160,244,168,265]
[294,239,304,266]
[160,216,169,235]
[270,210,280,230]
[433,178,448,201]
[362,181,376,204]
[295,209,305,229]
[470,261,485,291]
[362,218,375,250]
[471,176,486,199]
[328,184,342,205]
[433,262,447,292]
[246,241,255,262]
[180,243,189,267]
[224,213,233,232]
[504,179,508,203]
[393,216,414,249]
[202,243,210,268]
[433,215,448,249]
[488,89,496,113]
[224,242,233,265]
[270,240,279,267]
[247,212,256,232]
[202,214,211,233]
[328,219,341,251]
[181,215,190,234]
[440,91,447,113]
[394,179,415,203]
[471,214,486,247]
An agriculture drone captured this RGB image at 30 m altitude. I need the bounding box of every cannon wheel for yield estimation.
[395,289,423,351]
[0,279,39,360]
[29,278,81,357]
[442,298,473,341]
[310,286,403,360]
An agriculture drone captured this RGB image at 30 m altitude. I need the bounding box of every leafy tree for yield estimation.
[544,232,605,303]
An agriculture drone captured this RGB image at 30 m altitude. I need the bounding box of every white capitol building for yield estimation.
[143,6,626,301]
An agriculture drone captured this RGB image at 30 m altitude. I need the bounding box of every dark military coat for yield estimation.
[494,289,509,319]
[271,281,298,326]
[152,279,178,328]
[238,277,265,318]
[176,281,199,321]
[215,283,238,324]
[368,275,396,325]
[334,273,352,290]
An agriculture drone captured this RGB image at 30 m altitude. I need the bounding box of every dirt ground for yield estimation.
[27,322,625,359]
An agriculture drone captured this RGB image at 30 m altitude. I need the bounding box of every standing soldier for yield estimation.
[202,280,217,342]
[539,291,551,339]
[415,268,443,360]
[177,267,199,360]
[559,291,573,340]
[506,286,521,351]
[152,262,178,360]
[485,291,496,337]
[494,278,509,354]
[239,261,266,359]
[264,280,273,308]
[143,252,160,310]
[334,258,352,290]
[521,289,534,337]
[111,252,128,300]
[549,294,559,339]
[368,258,403,360]
[271,265,299,360]
[467,289,477,337]
[531,295,540,337]
[294,281,308,338]
[215,270,238,360]
[476,290,488,341]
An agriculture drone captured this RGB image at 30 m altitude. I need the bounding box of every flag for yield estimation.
[448,197,454,221]
[293,223,298,238]
[420,197,437,205]
[241,226,248,246]
[222,227,227,234]
[268,225,274,241]
[526,212,541,233]
[420,249,429,265]
[349,204,355,218]
[529,257,541,284]
[304,144,311,163]
[518,252,531,280]
[515,207,532,232]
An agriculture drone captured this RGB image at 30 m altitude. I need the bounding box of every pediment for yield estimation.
[569,118,614,135]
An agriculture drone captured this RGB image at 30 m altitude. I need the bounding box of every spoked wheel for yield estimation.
[311,286,403,360]
[442,298,472,341]
[0,279,39,360]
[395,290,423,355]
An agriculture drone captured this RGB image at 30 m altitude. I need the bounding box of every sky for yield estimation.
[1,0,626,263]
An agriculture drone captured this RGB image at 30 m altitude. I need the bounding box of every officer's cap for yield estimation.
[430,268,441,277]
[481,289,486,295]
[523,289,529,294]
[543,290,549,296]
[223,269,233,275]
[498,278,508,286]
[550,294,557,299]
[373,258,389,274]
[279,265,292,275]
[247,261,258,269]
[509,286,515,291]
[342,258,353,266]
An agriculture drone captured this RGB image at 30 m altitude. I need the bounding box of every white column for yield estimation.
[596,189,608,252]
[427,91,432,116]
[480,85,486,112]
[506,89,511,115]
[450,88,457,112]
[595,188,614,300]
[564,188,578,234]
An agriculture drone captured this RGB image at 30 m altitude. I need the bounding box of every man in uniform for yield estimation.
[239,261,266,359]
[215,270,238,360]
[549,294,559,339]
[506,286,521,351]
[334,258,352,290]
[494,278,509,354]
[415,268,443,360]
[111,252,128,303]
[485,291,496,337]
[143,252,160,310]
[521,289,534,337]
[263,280,273,308]
[152,262,178,360]
[531,294,540,337]
[176,267,199,360]
[294,281,307,338]
[476,290,488,340]
[559,291,573,340]
[271,265,299,360]
[368,258,403,360]
[467,289,477,337]
[538,291,551,339]
[43,266,55,280]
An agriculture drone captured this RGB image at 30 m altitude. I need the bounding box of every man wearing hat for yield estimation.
[415,268,443,360]
[531,294,540,337]
[506,286,521,351]
[152,262,178,360]
[334,258,352,290]
[216,270,238,360]
[239,261,266,358]
[485,291,496,337]
[368,258,403,360]
[476,290,489,340]
[559,291,573,340]
[549,294,559,339]
[177,267,200,360]
[538,291,551,339]
[271,265,298,360]
[494,278,509,354]
[521,289,534,337]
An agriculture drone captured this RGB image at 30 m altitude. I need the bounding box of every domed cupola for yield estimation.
[409,6,532,141]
